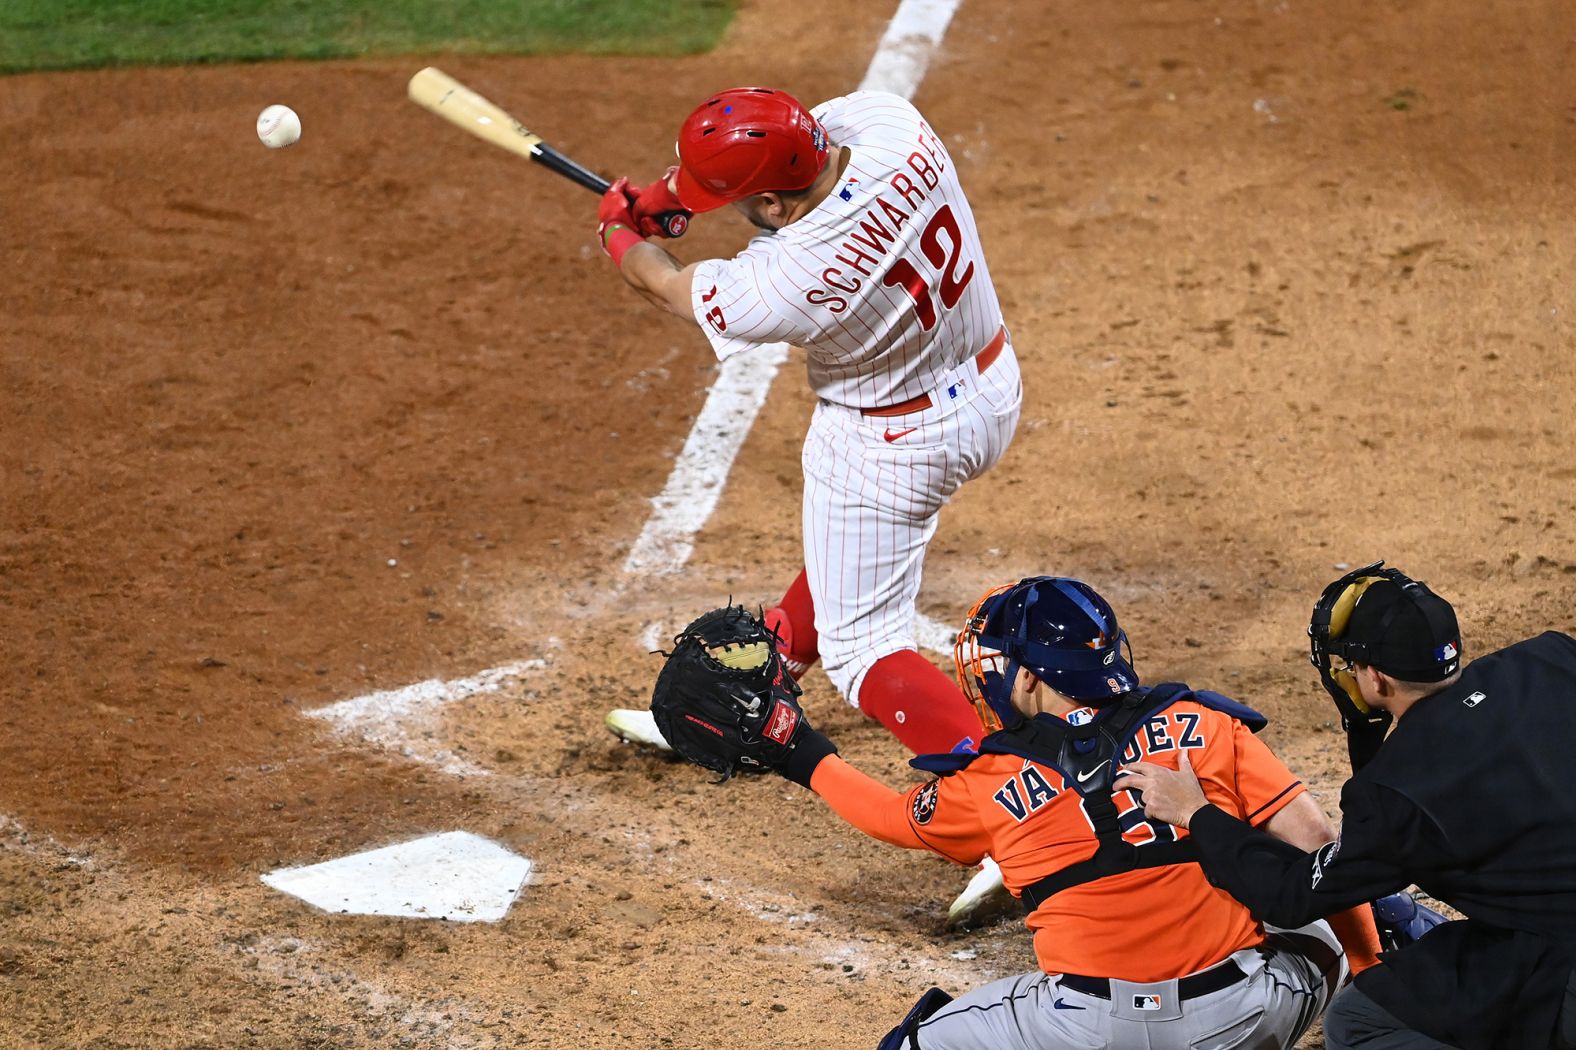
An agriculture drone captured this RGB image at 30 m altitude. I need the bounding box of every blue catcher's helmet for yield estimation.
[953,576,1138,731]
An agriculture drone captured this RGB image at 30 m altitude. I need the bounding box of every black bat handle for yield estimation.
[535,144,688,238]
[533,142,609,194]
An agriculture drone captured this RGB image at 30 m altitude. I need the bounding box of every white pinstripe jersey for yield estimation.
[688,91,1003,410]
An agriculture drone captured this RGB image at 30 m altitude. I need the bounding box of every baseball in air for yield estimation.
[256,104,301,149]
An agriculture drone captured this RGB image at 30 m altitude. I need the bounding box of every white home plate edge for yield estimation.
[261,831,532,923]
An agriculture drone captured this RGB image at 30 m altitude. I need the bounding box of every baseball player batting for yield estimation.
[648,582,1393,1049]
[600,88,1022,766]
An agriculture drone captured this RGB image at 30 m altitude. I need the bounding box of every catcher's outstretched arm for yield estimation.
[807,755,930,850]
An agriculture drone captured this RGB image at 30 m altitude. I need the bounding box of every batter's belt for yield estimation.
[859,325,1007,417]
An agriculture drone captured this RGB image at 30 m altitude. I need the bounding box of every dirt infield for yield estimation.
[2,0,1572,1046]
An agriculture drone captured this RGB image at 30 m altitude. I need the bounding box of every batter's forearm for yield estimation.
[620,243,696,320]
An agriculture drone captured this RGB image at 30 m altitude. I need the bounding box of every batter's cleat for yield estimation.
[947,855,1014,929]
[605,708,673,751]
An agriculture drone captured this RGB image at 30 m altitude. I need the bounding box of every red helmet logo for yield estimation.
[673,87,830,212]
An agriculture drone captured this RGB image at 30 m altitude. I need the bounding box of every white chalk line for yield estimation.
[305,660,546,775]
[859,0,963,99]
[622,344,790,576]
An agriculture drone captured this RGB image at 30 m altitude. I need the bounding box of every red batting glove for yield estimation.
[596,177,644,266]
[630,166,693,239]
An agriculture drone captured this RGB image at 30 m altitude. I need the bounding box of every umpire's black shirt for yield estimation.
[1186,631,1576,1050]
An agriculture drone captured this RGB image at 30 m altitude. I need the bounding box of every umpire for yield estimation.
[1120,561,1576,1050]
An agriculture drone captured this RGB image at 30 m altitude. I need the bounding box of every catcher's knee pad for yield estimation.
[876,987,952,1050]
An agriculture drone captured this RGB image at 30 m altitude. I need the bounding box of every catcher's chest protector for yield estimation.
[908,684,1270,910]
[1001,685,1196,911]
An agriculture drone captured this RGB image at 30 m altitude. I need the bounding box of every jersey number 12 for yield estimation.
[881,205,976,331]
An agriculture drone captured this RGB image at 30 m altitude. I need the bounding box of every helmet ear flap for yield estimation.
[980,667,1016,729]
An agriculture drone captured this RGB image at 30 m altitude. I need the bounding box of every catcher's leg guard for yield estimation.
[1371,891,1449,950]
[877,987,953,1050]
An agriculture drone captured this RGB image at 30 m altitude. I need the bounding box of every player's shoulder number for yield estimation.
[700,284,725,332]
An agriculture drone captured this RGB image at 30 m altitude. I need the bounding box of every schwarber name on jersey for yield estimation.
[688,91,1004,411]
[812,700,1306,983]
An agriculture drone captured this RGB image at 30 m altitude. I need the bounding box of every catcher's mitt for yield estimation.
[650,605,811,781]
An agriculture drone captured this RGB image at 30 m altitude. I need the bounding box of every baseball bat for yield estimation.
[407,67,688,237]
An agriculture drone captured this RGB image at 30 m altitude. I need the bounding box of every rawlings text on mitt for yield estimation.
[650,605,810,780]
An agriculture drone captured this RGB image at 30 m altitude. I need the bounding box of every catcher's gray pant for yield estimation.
[912,921,1344,1050]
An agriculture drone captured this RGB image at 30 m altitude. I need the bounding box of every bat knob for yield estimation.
[664,212,690,238]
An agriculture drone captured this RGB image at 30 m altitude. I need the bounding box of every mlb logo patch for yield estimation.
[1133,994,1163,1011]
[1437,640,1460,662]
[1463,691,1486,708]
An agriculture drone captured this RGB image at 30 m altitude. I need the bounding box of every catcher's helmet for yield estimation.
[954,576,1138,731]
[672,87,830,212]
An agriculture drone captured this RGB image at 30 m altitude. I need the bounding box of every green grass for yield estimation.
[0,0,737,74]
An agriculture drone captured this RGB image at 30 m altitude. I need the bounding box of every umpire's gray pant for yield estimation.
[911,921,1344,1050]
[1320,985,1453,1049]
[1325,971,1576,1050]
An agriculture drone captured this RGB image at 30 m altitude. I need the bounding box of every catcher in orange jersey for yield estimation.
[649,578,1388,1049]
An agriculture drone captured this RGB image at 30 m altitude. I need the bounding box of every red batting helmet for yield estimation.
[673,87,830,212]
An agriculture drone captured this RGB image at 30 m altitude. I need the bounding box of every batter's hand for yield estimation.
[630,166,693,239]
[1115,748,1210,829]
[597,177,641,249]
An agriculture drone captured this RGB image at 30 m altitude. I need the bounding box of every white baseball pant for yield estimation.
[801,342,1022,706]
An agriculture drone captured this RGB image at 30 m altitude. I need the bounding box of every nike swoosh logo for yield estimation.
[1052,998,1086,1011]
[1075,761,1110,784]
[883,427,918,442]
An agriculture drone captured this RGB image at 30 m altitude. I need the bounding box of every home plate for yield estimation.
[261,831,532,922]
[606,708,671,750]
